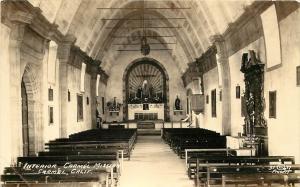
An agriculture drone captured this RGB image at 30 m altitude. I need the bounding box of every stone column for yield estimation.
[7,11,33,161]
[211,35,231,135]
[57,35,76,138]
[89,62,100,129]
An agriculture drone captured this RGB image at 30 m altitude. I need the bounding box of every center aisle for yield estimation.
[119,136,194,187]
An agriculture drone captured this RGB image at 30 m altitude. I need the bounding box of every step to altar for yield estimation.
[137,121,155,129]
[137,129,161,136]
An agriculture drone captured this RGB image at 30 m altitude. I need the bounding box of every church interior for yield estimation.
[1,0,300,186]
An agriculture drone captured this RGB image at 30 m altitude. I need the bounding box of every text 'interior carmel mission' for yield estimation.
[0,0,300,186]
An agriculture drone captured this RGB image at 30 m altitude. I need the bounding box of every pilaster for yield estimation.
[57,34,76,138]
[210,35,231,135]
[89,61,101,129]
[7,10,33,161]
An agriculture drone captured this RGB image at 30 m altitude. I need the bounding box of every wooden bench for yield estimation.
[184,148,255,171]
[197,164,300,186]
[1,129,138,186]
[222,173,300,187]
[192,156,296,186]
[1,172,112,186]
[46,129,137,160]
[162,128,227,158]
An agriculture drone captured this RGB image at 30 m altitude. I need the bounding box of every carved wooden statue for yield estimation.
[175,96,181,110]
[240,50,267,135]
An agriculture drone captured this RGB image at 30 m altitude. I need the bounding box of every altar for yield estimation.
[128,103,164,120]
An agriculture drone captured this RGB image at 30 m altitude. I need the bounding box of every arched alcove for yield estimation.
[123,57,170,121]
[21,64,43,156]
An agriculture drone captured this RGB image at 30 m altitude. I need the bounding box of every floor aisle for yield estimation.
[119,136,194,187]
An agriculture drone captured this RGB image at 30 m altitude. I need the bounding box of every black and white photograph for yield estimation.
[0,0,300,186]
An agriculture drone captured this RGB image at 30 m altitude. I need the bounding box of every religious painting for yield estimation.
[102,97,105,114]
[297,66,300,86]
[206,95,209,104]
[48,88,53,101]
[48,106,54,125]
[269,91,277,118]
[143,103,149,110]
[68,90,71,102]
[236,85,240,99]
[211,89,217,117]
[77,94,84,121]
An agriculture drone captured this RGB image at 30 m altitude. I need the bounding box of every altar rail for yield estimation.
[102,121,191,129]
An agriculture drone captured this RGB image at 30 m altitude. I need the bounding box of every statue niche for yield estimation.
[142,80,153,99]
[175,95,181,110]
[127,63,165,104]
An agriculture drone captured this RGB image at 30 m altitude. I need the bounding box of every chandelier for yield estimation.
[141,36,150,56]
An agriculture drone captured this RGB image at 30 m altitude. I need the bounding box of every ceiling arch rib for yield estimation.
[100,29,189,72]
[88,3,197,69]
[25,0,255,75]
[54,0,82,35]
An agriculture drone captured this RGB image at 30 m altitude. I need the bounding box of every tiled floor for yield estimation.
[119,136,194,187]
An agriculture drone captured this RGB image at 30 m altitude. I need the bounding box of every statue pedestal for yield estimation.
[254,126,268,136]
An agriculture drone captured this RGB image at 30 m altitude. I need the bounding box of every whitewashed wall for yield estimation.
[0,23,12,175]
[265,8,300,163]
[202,67,222,133]
[66,65,92,135]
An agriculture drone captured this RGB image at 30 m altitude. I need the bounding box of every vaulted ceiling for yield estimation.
[27,0,254,73]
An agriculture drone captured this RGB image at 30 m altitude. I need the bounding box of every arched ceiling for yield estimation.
[27,0,255,74]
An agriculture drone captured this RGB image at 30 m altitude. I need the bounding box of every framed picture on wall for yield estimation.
[297,66,300,86]
[211,89,217,117]
[102,97,105,115]
[236,85,240,99]
[68,90,71,102]
[206,95,209,104]
[48,106,54,125]
[77,94,84,121]
[48,88,53,101]
[269,91,277,118]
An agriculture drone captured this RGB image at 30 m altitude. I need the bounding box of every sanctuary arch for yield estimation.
[122,58,170,121]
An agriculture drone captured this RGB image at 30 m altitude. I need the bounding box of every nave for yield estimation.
[120,136,193,187]
[1,0,300,186]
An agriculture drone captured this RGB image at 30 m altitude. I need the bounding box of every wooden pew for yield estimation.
[184,148,254,173]
[193,156,296,186]
[222,173,300,187]
[199,164,300,186]
[174,136,227,158]
[46,129,137,160]
[1,172,111,186]
[1,129,137,186]
[162,128,227,158]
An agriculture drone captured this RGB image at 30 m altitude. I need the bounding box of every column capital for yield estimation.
[57,34,76,62]
[90,65,100,79]
[210,34,228,59]
[8,11,34,25]
[209,34,225,45]
[5,11,34,43]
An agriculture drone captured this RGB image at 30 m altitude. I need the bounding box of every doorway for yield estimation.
[21,80,29,156]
